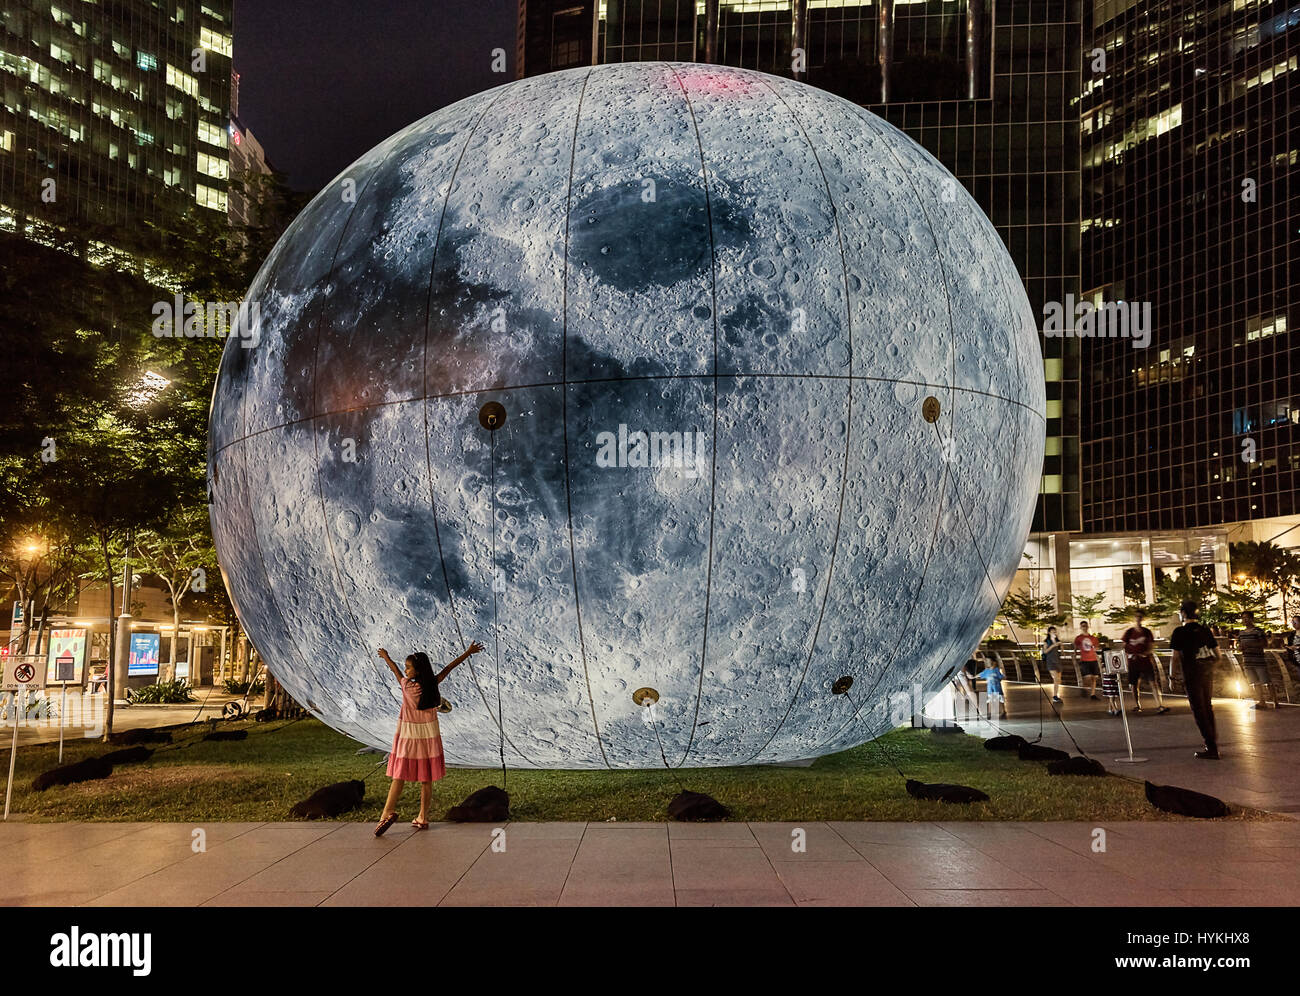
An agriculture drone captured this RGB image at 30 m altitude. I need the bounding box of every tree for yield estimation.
[40,418,188,736]
[0,522,95,654]
[1061,592,1107,626]
[134,507,219,681]
[1208,582,1276,630]
[1104,599,1170,629]
[1001,590,1066,644]
[0,169,304,728]
[1153,572,1216,623]
[1230,540,1300,622]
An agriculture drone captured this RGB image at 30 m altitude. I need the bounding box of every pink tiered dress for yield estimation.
[387,677,446,782]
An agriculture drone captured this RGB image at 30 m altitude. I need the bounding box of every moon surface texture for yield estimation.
[208,63,1044,768]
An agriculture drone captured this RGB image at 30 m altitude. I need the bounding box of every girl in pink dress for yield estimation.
[374,642,483,835]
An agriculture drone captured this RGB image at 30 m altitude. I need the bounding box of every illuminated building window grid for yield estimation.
[1080,0,1300,532]
[0,0,233,232]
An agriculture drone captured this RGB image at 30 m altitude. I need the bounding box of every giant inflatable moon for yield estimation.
[208,63,1044,768]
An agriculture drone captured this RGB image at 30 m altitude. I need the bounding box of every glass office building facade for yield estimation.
[1081,0,1300,539]
[0,0,235,247]
[517,0,1084,536]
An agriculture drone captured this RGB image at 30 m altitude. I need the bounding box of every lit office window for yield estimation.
[137,51,158,71]
[1244,314,1287,342]
[200,26,234,58]
[198,150,229,179]
[197,119,229,148]
[1230,55,1298,98]
[167,64,199,98]
[196,183,228,212]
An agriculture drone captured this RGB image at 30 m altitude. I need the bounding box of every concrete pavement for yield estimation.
[2,817,1298,906]
[1,690,247,748]
[975,682,1300,814]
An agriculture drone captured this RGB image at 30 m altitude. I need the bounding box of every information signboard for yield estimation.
[129,633,161,676]
[44,629,87,686]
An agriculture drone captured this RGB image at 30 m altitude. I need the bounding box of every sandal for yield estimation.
[374,812,398,837]
[411,819,430,830]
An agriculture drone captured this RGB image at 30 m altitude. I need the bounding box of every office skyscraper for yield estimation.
[517,0,1083,539]
[1,0,235,247]
[1082,0,1300,538]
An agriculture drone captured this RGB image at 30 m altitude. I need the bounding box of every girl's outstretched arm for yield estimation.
[377,648,403,682]
[436,641,484,682]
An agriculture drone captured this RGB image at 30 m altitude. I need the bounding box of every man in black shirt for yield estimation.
[1169,599,1220,760]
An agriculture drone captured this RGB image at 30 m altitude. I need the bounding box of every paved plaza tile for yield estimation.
[2,818,1295,906]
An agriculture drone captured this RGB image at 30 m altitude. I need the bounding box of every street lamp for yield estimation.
[10,538,46,654]
[126,370,171,409]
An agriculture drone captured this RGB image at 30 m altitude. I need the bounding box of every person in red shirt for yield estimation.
[1074,621,1102,700]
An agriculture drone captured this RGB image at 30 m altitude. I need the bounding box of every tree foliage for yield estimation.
[0,169,304,733]
[1000,590,1065,641]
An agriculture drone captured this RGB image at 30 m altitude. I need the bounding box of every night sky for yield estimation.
[232,0,517,191]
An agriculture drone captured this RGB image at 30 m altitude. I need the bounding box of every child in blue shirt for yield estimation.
[976,663,1008,720]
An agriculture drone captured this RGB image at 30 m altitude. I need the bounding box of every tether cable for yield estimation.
[646,708,688,794]
[487,417,507,791]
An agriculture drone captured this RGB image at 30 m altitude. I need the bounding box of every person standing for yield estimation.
[1042,626,1064,703]
[373,642,484,835]
[1074,620,1102,700]
[1169,599,1220,760]
[976,660,1008,720]
[1122,611,1168,714]
[1286,614,1300,678]
[1236,611,1273,710]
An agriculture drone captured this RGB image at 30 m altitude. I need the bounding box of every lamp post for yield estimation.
[111,534,133,706]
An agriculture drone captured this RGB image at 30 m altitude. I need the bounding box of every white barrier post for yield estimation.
[1109,650,1147,764]
[58,682,68,763]
[4,685,24,821]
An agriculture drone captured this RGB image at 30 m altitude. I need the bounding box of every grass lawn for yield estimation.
[3,719,1268,823]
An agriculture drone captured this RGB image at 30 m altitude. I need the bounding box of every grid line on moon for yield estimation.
[662,63,722,766]
[417,83,542,767]
[733,71,857,765]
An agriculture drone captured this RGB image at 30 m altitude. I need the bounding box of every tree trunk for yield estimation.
[101,534,116,741]
[11,579,29,653]
[33,603,50,656]
[167,580,180,683]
